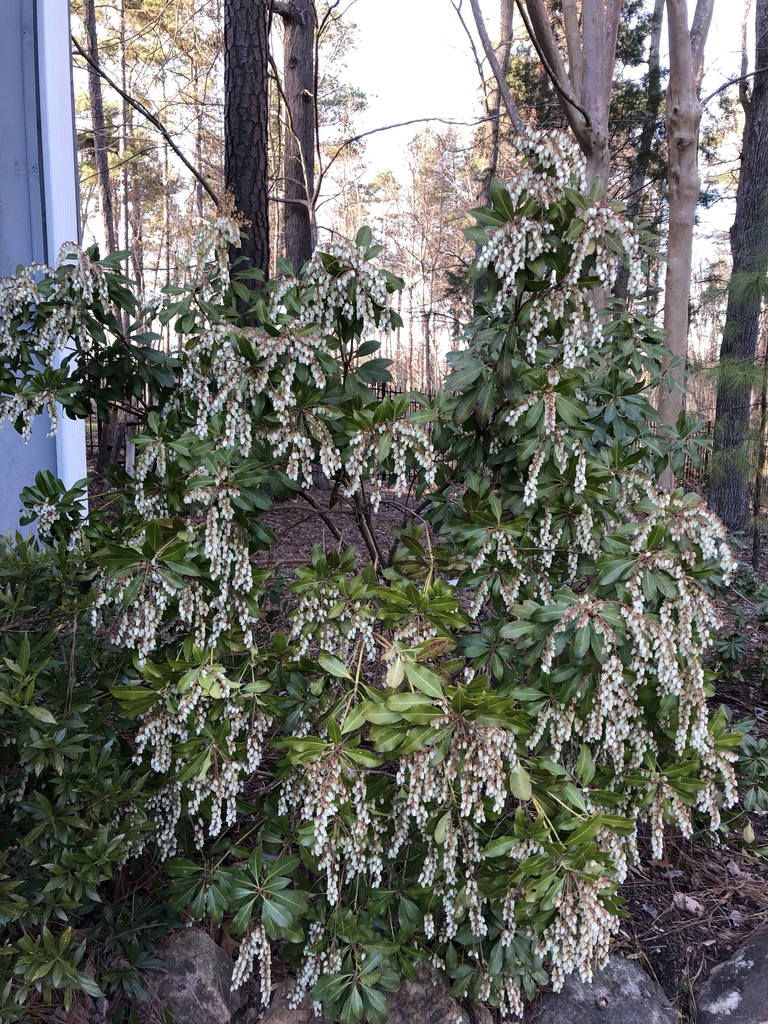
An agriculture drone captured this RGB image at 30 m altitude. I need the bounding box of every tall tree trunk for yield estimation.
[407,286,415,390]
[751,329,768,566]
[281,0,316,272]
[120,0,129,252]
[515,0,623,187]
[225,0,271,276]
[657,0,714,488]
[475,0,515,300]
[709,0,768,529]
[83,0,117,253]
[616,0,665,298]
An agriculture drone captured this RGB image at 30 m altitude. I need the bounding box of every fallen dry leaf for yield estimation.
[672,892,704,917]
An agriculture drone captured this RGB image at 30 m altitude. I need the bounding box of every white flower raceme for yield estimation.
[299,240,391,335]
[186,216,241,299]
[0,389,59,442]
[232,921,271,1001]
[343,418,436,512]
[537,873,617,992]
[290,578,375,659]
[479,218,553,313]
[0,267,44,359]
[477,130,643,368]
[508,130,588,209]
[135,440,168,516]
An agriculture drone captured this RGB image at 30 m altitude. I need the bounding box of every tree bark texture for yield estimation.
[476,1,515,204]
[225,0,271,276]
[470,0,525,135]
[625,0,665,220]
[475,0,516,299]
[616,0,665,299]
[281,0,317,273]
[709,0,768,530]
[83,0,117,253]
[657,0,714,484]
[517,0,623,187]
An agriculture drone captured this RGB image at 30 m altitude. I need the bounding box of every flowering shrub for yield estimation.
[0,133,742,1022]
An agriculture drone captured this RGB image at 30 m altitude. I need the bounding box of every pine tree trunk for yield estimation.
[83,0,117,253]
[709,0,768,530]
[224,0,271,276]
[282,0,316,273]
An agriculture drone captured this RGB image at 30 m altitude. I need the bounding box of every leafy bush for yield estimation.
[0,132,740,1021]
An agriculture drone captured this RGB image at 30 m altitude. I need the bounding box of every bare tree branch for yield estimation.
[270,0,302,20]
[72,36,221,207]
[468,0,526,133]
[702,65,768,106]
[450,0,492,109]
[315,115,495,197]
[515,0,592,126]
[690,0,716,83]
[298,490,342,540]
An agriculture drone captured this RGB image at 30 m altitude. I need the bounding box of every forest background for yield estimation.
[3,3,768,1020]
[71,0,768,541]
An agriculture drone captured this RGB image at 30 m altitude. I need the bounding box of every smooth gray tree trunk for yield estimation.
[282,0,316,273]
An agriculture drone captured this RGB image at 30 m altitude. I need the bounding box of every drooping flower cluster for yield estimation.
[91,560,177,665]
[478,217,552,313]
[343,419,436,512]
[131,666,272,849]
[290,577,376,659]
[478,129,644,367]
[537,873,618,991]
[0,267,44,359]
[507,129,588,209]
[186,215,241,299]
[232,921,271,1002]
[284,240,392,336]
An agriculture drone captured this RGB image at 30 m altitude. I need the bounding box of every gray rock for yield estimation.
[524,956,678,1024]
[260,985,329,1024]
[142,927,241,1024]
[697,929,768,1023]
[260,967,469,1024]
[386,966,470,1024]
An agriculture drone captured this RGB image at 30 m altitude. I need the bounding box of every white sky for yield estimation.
[342,0,747,222]
[342,0,497,175]
[338,0,750,364]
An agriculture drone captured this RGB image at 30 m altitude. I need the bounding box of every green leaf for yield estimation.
[403,661,443,699]
[490,178,516,220]
[25,705,57,725]
[434,810,451,844]
[509,764,532,801]
[482,836,518,858]
[319,653,352,679]
[341,701,371,734]
[363,988,389,1024]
